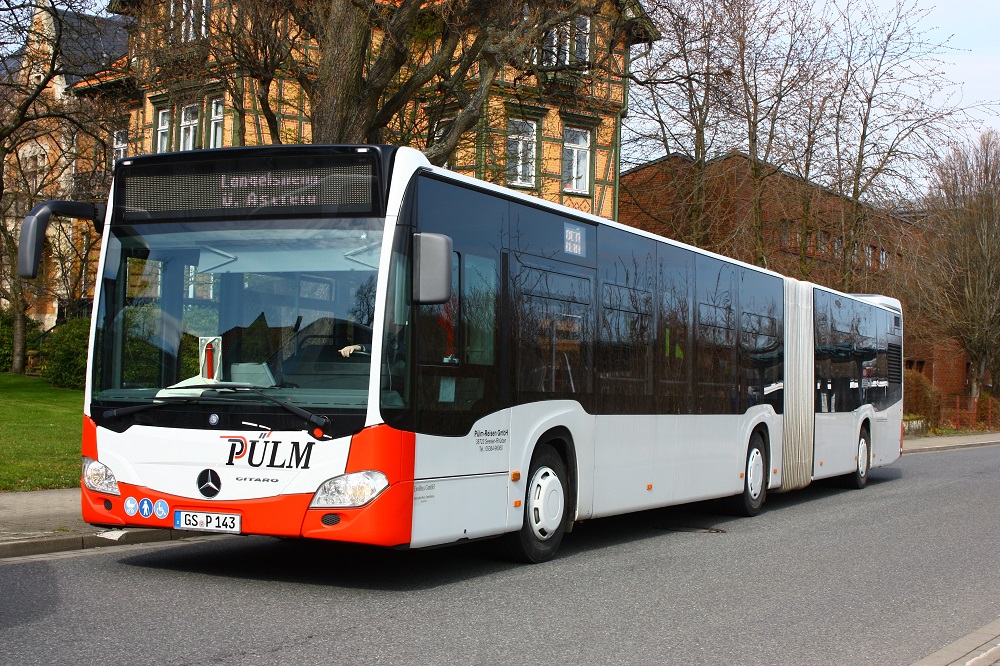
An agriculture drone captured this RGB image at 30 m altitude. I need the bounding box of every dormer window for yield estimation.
[169,0,209,42]
[540,15,590,69]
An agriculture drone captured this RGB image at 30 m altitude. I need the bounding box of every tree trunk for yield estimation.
[310,4,371,144]
[10,289,26,374]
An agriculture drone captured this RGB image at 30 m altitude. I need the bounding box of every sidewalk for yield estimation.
[0,488,199,559]
[2,431,998,561]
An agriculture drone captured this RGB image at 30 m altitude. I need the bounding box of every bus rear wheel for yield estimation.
[731,432,767,517]
[503,443,568,563]
[846,427,871,489]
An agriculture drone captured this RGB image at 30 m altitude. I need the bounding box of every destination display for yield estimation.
[115,150,381,221]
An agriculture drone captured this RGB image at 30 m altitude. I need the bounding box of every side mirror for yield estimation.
[18,201,106,278]
[412,232,452,304]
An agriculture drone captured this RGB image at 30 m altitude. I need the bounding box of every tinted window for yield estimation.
[597,227,655,414]
[695,255,737,414]
[739,269,784,413]
[510,201,596,268]
[513,258,594,407]
[815,290,877,413]
[404,175,506,436]
[656,243,694,414]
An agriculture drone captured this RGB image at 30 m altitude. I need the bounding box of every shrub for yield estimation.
[43,317,91,389]
[0,307,43,372]
[904,369,942,429]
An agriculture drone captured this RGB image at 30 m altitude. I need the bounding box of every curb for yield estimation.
[0,528,203,560]
[911,616,1000,665]
[903,440,1000,455]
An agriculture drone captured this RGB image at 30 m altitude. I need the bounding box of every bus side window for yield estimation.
[463,254,497,366]
[416,254,460,365]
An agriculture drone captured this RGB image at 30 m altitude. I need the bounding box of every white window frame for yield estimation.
[209,98,224,149]
[506,119,537,188]
[179,104,199,151]
[156,109,171,153]
[541,15,590,69]
[112,129,128,162]
[170,0,208,42]
[562,127,590,194]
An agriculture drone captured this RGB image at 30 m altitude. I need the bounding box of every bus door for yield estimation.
[814,293,866,477]
[404,175,511,547]
[508,253,596,518]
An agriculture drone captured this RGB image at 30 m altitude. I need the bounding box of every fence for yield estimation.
[942,395,1000,431]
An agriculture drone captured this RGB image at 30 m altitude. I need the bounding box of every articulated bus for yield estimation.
[19,145,902,562]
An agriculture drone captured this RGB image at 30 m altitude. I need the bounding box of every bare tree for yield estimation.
[625,0,962,293]
[826,0,960,292]
[917,132,1000,398]
[719,0,822,269]
[206,0,309,145]
[0,0,124,372]
[622,0,732,248]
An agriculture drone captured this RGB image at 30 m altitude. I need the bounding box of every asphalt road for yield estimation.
[2,445,999,666]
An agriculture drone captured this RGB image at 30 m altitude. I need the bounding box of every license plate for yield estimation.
[174,510,241,534]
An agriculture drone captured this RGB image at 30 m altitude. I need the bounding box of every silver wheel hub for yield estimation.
[858,436,869,478]
[747,448,764,500]
[527,466,564,541]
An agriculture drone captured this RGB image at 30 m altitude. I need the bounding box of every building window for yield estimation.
[817,230,829,257]
[170,0,208,42]
[24,153,45,193]
[209,98,224,149]
[506,119,537,188]
[431,117,455,170]
[112,129,128,163]
[179,104,199,151]
[156,109,171,153]
[865,245,877,268]
[541,15,591,68]
[562,127,590,194]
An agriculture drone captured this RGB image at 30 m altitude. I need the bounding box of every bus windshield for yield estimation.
[91,217,384,434]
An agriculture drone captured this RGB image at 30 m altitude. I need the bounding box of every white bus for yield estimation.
[19,145,903,562]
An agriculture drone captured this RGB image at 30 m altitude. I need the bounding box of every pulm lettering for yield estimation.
[225,437,314,469]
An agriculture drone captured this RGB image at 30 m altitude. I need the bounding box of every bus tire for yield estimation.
[731,431,767,517]
[846,427,871,489]
[503,443,568,563]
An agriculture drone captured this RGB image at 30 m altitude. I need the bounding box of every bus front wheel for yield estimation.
[846,427,871,489]
[731,432,767,517]
[503,443,568,563]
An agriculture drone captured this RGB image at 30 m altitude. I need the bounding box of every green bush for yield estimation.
[904,369,941,429]
[43,317,91,389]
[0,307,43,372]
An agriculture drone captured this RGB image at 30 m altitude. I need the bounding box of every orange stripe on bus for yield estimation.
[82,414,97,460]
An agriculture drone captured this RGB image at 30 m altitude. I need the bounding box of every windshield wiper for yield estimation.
[161,384,332,434]
[102,396,201,419]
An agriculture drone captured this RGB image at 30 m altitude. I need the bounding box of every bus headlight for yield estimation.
[310,471,388,508]
[82,457,120,496]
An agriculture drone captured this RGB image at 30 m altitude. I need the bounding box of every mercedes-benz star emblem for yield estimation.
[197,469,222,498]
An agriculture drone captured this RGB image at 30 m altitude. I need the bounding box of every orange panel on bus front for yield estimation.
[82,414,97,460]
[81,424,417,546]
[344,424,416,484]
[82,482,312,537]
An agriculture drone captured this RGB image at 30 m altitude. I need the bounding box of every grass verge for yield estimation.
[0,372,82,492]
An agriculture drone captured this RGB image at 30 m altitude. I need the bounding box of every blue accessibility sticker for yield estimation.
[153,499,169,520]
[138,498,154,519]
[123,496,139,516]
